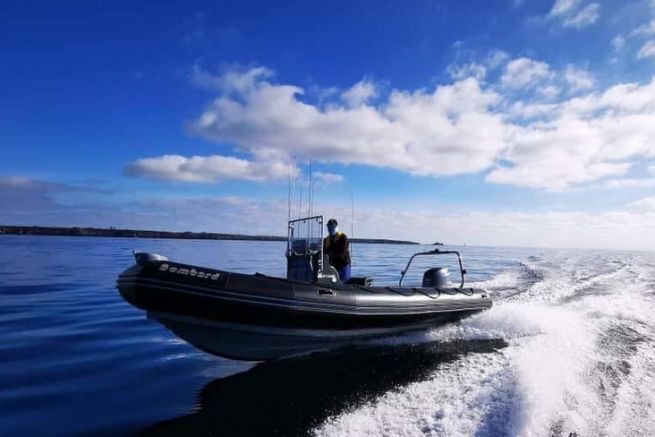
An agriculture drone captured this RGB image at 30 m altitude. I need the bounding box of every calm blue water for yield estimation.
[1,236,654,436]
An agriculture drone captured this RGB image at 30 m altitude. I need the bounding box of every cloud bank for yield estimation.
[126,59,655,191]
[3,176,655,250]
[124,154,295,183]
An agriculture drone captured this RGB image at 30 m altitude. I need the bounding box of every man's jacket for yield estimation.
[323,232,351,270]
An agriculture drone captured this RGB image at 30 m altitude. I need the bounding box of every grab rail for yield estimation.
[399,249,467,288]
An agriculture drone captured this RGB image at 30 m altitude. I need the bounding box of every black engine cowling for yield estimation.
[422,267,452,288]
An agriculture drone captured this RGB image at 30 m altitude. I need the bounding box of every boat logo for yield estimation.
[159,263,220,280]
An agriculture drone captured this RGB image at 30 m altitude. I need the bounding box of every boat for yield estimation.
[117,216,492,361]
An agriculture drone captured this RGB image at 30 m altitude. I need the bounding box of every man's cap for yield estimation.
[327,218,338,226]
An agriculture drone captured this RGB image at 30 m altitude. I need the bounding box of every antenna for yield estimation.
[294,156,302,219]
[351,192,355,257]
[287,161,292,224]
[311,163,315,218]
[308,160,313,218]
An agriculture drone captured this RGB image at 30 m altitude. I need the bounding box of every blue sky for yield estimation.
[2,0,655,249]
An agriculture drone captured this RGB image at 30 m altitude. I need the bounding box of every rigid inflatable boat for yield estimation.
[117,216,492,361]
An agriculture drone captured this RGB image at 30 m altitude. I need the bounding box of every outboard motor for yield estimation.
[134,252,169,266]
[422,267,452,288]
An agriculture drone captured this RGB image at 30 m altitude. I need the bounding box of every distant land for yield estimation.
[0,225,419,245]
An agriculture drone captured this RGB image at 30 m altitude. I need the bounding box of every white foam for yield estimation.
[315,301,600,436]
[315,353,513,437]
[605,341,655,436]
[314,251,655,436]
[471,269,521,292]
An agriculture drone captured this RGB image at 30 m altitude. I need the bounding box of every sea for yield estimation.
[1,235,654,436]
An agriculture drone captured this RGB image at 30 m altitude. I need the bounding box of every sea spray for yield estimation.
[314,250,655,436]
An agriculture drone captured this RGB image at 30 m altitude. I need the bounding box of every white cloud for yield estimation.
[549,0,600,29]
[649,164,655,175]
[124,154,296,183]
[5,176,655,250]
[313,172,344,184]
[447,50,509,81]
[489,77,655,190]
[560,78,655,116]
[537,85,562,99]
[637,40,655,59]
[190,68,506,178]
[629,196,655,211]
[611,35,626,51]
[550,0,581,16]
[0,176,108,194]
[486,50,510,69]
[313,204,655,250]
[506,101,560,119]
[2,176,37,188]
[190,64,274,93]
[341,79,377,107]
[117,199,655,250]
[501,58,551,89]
[487,160,630,191]
[447,63,487,81]
[563,66,595,91]
[603,178,655,188]
[131,65,655,191]
[563,3,600,28]
[631,20,655,37]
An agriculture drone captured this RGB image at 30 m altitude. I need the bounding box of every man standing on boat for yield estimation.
[324,218,351,282]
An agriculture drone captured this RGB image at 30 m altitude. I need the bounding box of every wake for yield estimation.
[314,250,655,436]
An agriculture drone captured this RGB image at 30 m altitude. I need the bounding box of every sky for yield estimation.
[2,0,655,250]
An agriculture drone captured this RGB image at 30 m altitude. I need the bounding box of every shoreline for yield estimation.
[0,225,420,245]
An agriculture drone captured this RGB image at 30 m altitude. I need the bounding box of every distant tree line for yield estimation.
[0,225,419,245]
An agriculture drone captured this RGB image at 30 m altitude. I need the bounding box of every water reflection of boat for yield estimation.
[117,216,492,361]
[138,339,507,436]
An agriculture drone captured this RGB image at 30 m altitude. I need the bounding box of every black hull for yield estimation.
[117,257,492,360]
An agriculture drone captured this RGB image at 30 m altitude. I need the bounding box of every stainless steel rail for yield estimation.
[399,249,467,288]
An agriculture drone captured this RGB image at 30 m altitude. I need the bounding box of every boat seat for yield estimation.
[287,252,320,282]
